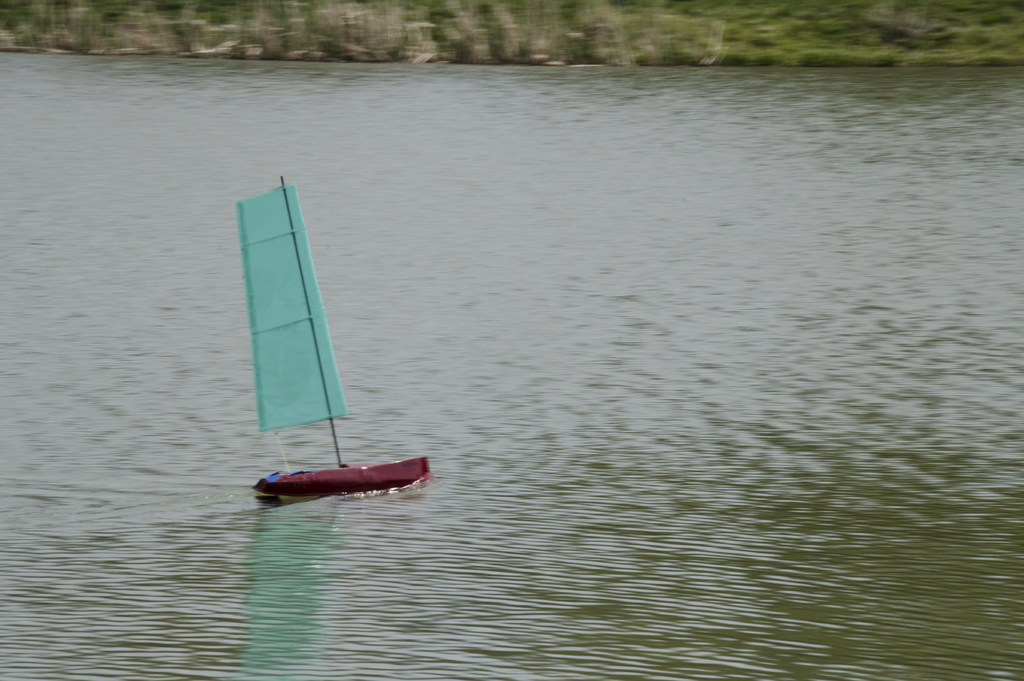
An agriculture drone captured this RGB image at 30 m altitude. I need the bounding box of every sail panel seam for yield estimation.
[251,313,322,335]
[241,229,300,248]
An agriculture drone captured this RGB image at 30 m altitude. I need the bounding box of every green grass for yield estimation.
[2,0,1024,65]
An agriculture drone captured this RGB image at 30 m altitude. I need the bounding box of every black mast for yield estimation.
[281,175,344,468]
[330,418,343,468]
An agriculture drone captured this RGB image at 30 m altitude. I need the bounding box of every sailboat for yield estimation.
[237,180,431,498]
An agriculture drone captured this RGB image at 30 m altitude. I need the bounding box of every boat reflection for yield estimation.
[236,508,339,680]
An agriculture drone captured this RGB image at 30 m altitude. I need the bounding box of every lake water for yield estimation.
[2,53,1023,680]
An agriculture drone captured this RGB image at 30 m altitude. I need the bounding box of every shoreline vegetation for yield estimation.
[2,0,1024,66]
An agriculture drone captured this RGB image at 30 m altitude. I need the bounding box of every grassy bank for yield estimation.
[2,0,1024,65]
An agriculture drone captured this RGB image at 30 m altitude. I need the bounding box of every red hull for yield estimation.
[253,457,431,497]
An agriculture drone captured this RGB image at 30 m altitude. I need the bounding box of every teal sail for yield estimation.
[237,184,348,432]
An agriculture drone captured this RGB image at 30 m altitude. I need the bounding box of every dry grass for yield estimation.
[2,0,1024,66]
[867,1,941,45]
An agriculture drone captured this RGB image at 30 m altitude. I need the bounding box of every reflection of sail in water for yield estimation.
[237,512,338,681]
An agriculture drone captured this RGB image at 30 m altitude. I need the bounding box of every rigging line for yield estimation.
[273,430,291,473]
[247,430,267,457]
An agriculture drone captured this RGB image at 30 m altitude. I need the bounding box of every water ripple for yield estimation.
[1,55,1023,679]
